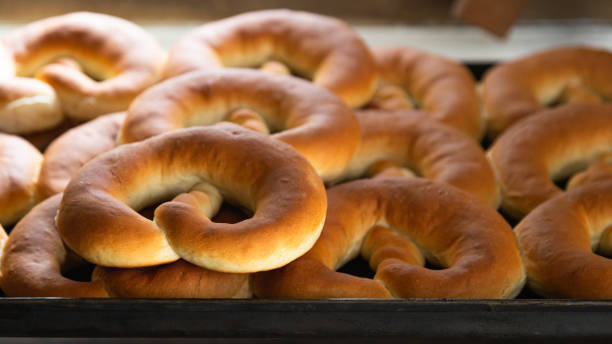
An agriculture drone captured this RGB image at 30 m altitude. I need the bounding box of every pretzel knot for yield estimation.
[57,124,327,273]
[254,177,525,299]
[119,69,360,183]
[163,9,378,108]
[515,180,612,298]
[0,12,165,134]
[482,46,612,139]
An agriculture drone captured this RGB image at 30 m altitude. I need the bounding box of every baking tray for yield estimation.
[1,64,609,342]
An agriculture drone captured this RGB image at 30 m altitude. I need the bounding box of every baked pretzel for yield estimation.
[0,12,165,133]
[0,195,108,297]
[163,9,377,108]
[57,124,327,273]
[367,47,482,139]
[488,104,612,219]
[0,133,43,226]
[93,204,251,298]
[38,112,124,199]
[0,193,250,298]
[515,180,612,298]
[253,177,525,299]
[118,69,360,182]
[482,46,612,138]
[343,109,499,207]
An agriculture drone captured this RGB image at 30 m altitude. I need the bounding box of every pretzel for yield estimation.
[0,195,108,297]
[482,46,612,138]
[343,109,499,206]
[93,204,251,298]
[163,9,377,108]
[118,69,360,182]
[488,104,612,219]
[38,112,124,199]
[57,124,327,273]
[253,177,525,298]
[0,133,43,226]
[515,180,612,298]
[0,12,165,133]
[367,47,482,139]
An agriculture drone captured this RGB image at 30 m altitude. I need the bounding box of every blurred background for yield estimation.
[0,0,610,62]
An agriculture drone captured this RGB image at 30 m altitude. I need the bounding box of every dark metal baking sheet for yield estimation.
[1,298,612,342]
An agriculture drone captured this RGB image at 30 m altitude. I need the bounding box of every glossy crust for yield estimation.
[253,177,525,299]
[164,9,377,108]
[1,12,166,127]
[488,104,612,219]
[482,46,612,138]
[515,180,612,298]
[370,47,482,139]
[0,133,43,225]
[344,109,499,207]
[38,112,125,199]
[0,195,108,297]
[57,124,327,273]
[119,69,360,182]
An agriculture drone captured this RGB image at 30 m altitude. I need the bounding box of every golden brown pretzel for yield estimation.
[38,112,125,199]
[0,133,43,226]
[254,177,525,299]
[368,47,482,139]
[482,46,612,139]
[118,69,360,182]
[93,204,251,298]
[0,195,108,297]
[0,12,165,133]
[515,180,612,298]
[343,109,499,207]
[488,104,612,219]
[57,124,327,273]
[163,9,377,108]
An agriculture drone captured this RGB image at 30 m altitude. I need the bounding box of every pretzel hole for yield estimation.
[366,159,418,179]
[552,152,612,191]
[23,55,113,82]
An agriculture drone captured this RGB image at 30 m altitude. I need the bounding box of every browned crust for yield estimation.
[0,133,42,225]
[57,124,327,273]
[345,109,499,207]
[488,103,612,220]
[372,47,482,139]
[0,195,108,297]
[119,69,360,182]
[515,180,612,298]
[567,159,612,190]
[253,177,525,299]
[1,12,166,120]
[164,9,377,108]
[482,45,612,139]
[93,204,251,298]
[38,112,125,199]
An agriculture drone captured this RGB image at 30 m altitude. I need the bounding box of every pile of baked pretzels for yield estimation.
[0,10,610,299]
